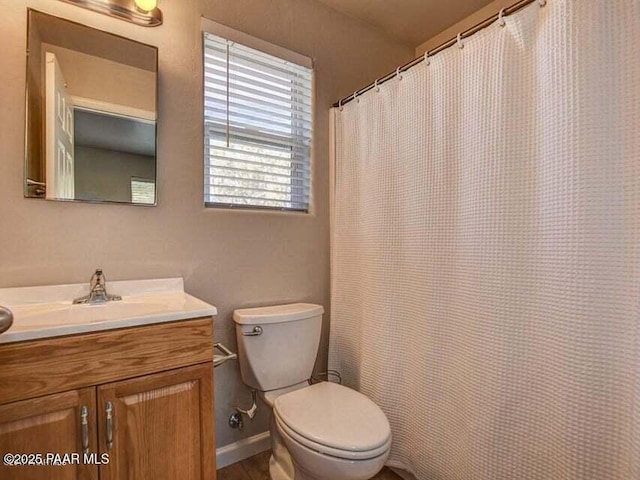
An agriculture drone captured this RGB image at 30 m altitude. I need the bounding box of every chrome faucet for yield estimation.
[73,269,122,305]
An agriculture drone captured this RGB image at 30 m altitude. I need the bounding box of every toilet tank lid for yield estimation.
[233,303,324,325]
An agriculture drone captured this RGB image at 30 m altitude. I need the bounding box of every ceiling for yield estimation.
[75,110,156,157]
[315,0,495,48]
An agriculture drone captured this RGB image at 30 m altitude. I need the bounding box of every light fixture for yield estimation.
[58,0,163,27]
[133,0,157,12]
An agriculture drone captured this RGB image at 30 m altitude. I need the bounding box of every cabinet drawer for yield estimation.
[0,318,213,405]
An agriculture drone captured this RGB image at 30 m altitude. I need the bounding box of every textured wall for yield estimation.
[0,0,411,448]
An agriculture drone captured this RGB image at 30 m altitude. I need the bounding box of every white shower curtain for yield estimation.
[329,1,640,479]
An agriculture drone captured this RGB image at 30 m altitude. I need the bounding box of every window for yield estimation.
[131,177,155,205]
[203,32,313,212]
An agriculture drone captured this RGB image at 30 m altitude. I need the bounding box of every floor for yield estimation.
[217,450,402,480]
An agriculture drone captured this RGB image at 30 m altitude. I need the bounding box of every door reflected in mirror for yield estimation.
[25,10,158,206]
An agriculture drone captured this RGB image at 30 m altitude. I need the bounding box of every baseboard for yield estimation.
[216,431,271,469]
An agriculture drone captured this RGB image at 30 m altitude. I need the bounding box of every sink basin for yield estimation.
[14,298,175,328]
[0,306,13,334]
[0,278,217,344]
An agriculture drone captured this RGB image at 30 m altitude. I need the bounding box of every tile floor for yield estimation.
[217,450,401,480]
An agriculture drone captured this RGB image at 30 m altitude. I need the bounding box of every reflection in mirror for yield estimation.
[25,10,158,205]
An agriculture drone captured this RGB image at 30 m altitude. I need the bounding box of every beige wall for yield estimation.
[0,0,412,448]
[416,0,515,55]
[42,43,156,112]
[74,146,155,203]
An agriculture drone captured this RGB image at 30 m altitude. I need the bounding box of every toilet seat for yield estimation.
[273,382,391,461]
[275,412,391,461]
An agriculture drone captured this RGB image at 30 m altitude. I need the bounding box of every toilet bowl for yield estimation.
[272,382,391,480]
[275,420,389,480]
[233,303,392,480]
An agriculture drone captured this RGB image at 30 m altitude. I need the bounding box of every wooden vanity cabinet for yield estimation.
[98,363,214,480]
[0,318,216,480]
[0,388,98,480]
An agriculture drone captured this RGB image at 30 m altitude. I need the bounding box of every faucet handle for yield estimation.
[91,269,106,290]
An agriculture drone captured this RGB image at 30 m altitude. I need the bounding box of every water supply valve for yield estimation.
[229,412,243,431]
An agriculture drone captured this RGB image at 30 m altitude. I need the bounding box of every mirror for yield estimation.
[25,10,158,206]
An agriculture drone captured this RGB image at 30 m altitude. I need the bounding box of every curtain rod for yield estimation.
[332,0,545,108]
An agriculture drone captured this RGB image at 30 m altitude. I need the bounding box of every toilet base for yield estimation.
[269,412,325,480]
[269,451,330,480]
[269,454,293,480]
[269,413,295,480]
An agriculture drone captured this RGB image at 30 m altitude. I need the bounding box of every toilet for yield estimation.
[233,303,392,480]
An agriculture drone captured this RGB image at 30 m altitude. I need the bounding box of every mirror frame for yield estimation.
[24,9,159,207]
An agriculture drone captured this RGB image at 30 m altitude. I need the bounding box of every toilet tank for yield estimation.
[233,303,324,392]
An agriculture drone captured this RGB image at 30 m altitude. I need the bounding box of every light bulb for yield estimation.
[134,0,157,12]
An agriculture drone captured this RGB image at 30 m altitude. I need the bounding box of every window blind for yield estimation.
[131,177,156,205]
[203,32,313,212]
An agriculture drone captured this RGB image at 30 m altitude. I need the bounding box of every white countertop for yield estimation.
[0,278,217,344]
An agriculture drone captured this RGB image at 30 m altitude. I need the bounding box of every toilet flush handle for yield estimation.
[242,326,263,336]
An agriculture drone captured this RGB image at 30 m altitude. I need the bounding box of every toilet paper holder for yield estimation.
[213,342,237,368]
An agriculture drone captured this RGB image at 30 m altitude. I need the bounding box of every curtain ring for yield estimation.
[457,33,464,49]
[498,8,506,27]
[538,0,546,6]
[374,79,380,92]
[354,90,359,103]
[396,67,403,80]
[424,50,430,66]
[338,99,343,111]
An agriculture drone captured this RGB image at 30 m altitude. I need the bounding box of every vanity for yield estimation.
[0,277,220,480]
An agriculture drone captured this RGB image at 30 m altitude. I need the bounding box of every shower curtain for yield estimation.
[328,1,640,479]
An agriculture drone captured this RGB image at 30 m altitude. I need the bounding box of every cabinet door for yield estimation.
[97,363,215,480]
[0,388,98,480]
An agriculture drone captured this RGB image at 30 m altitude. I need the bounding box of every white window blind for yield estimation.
[131,177,155,205]
[203,32,313,212]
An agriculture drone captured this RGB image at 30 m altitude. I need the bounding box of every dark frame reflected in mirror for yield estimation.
[24,10,158,206]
